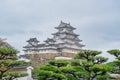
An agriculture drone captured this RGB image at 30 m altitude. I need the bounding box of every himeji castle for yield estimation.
[23,21,85,66]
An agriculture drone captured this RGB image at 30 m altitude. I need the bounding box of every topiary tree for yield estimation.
[48,60,69,67]
[107,49,120,74]
[37,64,67,80]
[0,47,28,79]
[74,49,111,80]
[59,65,78,80]
[3,72,28,80]
[107,49,120,58]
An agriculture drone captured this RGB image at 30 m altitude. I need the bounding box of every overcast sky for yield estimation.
[0,0,120,61]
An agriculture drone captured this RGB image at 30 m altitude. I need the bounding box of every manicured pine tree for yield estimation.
[107,49,120,74]
[74,49,112,80]
[0,39,28,79]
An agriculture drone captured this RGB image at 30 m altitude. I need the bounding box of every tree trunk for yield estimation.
[0,75,2,79]
[87,77,94,80]
[0,73,3,79]
[87,77,91,80]
[9,77,13,80]
[58,78,62,80]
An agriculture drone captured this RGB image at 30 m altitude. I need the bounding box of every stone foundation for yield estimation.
[28,53,75,67]
[28,53,56,66]
[62,52,76,58]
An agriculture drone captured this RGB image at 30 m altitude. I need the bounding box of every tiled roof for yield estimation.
[27,38,39,42]
[55,21,76,30]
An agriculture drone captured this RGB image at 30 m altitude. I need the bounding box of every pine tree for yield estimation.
[0,39,28,79]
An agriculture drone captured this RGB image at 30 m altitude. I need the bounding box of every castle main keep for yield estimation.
[23,21,85,66]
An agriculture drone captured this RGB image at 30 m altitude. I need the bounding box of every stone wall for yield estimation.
[28,53,75,67]
[62,52,76,58]
[28,53,57,67]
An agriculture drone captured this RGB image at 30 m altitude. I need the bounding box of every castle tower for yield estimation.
[41,38,58,54]
[23,38,39,54]
[52,21,84,56]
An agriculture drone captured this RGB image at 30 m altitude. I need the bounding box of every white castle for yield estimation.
[23,21,85,56]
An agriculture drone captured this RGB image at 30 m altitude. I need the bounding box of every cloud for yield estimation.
[0,0,120,61]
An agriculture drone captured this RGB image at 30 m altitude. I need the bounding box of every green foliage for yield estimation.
[0,60,28,73]
[32,66,39,76]
[74,49,109,80]
[107,49,120,58]
[40,64,59,72]
[51,73,67,80]
[0,47,18,60]
[60,66,76,73]
[108,60,120,74]
[65,75,78,80]
[72,66,85,71]
[3,72,28,80]
[75,50,101,60]
[48,60,69,67]
[38,60,72,80]
[75,71,89,78]
[107,49,120,74]
[36,50,113,80]
[38,70,52,80]
[0,47,28,79]
[70,59,82,66]
[38,70,52,78]
[107,62,119,74]
[92,64,112,74]
[38,70,67,80]
[96,75,109,80]
[94,56,108,64]
[38,61,68,80]
[117,56,120,60]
